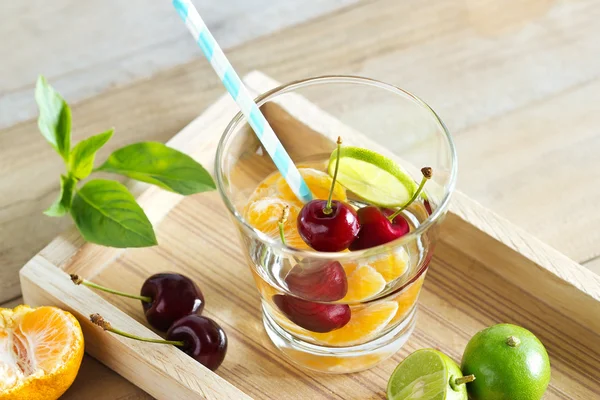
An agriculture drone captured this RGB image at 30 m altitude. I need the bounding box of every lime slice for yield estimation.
[387,349,469,400]
[328,147,418,207]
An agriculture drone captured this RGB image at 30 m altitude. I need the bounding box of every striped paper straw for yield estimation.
[172,0,313,203]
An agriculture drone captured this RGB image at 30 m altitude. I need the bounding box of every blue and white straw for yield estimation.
[172,0,313,203]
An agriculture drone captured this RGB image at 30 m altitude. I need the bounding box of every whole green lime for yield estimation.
[461,324,551,400]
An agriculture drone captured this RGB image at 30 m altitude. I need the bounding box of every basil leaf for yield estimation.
[70,179,157,248]
[44,175,77,217]
[97,142,215,195]
[70,129,114,179]
[35,76,71,159]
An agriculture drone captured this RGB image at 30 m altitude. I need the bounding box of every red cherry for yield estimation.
[140,273,205,332]
[349,206,410,250]
[297,200,360,252]
[273,295,350,333]
[285,260,347,301]
[167,315,227,371]
[90,313,227,372]
[72,273,204,332]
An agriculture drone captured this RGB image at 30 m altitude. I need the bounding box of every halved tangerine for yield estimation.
[0,305,84,400]
[244,197,308,249]
[248,171,282,202]
[368,248,410,283]
[342,265,386,302]
[277,168,347,205]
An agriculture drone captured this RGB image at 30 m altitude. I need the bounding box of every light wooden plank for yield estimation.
[25,70,600,399]
[455,77,600,264]
[2,0,599,302]
[0,0,359,129]
[20,256,252,400]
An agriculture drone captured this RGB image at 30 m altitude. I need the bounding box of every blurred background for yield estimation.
[1,0,599,303]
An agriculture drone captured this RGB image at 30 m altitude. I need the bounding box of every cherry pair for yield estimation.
[297,137,432,253]
[73,272,226,371]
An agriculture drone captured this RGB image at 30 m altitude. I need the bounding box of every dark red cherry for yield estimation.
[349,206,410,250]
[273,294,351,333]
[285,260,347,301]
[141,273,204,332]
[297,200,360,252]
[166,315,227,371]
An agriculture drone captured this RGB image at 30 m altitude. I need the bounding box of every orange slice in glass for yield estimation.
[248,171,282,202]
[389,274,426,325]
[368,248,410,283]
[277,168,346,205]
[280,301,399,346]
[244,197,308,249]
[343,265,386,302]
[0,305,84,400]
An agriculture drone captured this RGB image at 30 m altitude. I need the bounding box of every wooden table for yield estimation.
[2,0,599,398]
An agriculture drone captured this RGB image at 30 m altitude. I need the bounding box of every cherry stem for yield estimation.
[454,375,476,386]
[90,314,185,347]
[71,274,152,303]
[324,136,343,215]
[278,205,289,245]
[388,167,432,221]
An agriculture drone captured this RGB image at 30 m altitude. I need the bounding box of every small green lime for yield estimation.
[387,349,473,400]
[327,146,418,207]
[461,324,551,400]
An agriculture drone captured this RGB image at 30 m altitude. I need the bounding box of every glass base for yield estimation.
[263,304,417,374]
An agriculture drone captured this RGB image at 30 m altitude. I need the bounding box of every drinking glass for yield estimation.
[215,76,456,373]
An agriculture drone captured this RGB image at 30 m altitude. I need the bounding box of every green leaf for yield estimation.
[70,179,157,248]
[97,142,215,195]
[44,175,77,217]
[35,76,71,159]
[69,129,114,179]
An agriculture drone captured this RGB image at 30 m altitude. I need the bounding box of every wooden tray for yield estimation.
[20,72,600,399]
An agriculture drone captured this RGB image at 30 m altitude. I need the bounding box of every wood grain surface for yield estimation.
[2,0,600,305]
[38,192,598,399]
[18,71,600,399]
[0,0,359,129]
[3,0,600,397]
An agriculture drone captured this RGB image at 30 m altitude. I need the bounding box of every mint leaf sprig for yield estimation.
[36,76,216,248]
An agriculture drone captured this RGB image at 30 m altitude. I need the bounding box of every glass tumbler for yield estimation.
[215,76,456,373]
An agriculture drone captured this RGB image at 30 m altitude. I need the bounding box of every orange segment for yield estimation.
[0,305,84,400]
[279,301,398,346]
[368,248,410,283]
[389,273,426,325]
[342,261,359,276]
[244,197,309,249]
[277,168,347,205]
[248,171,282,202]
[342,265,386,302]
[282,348,387,373]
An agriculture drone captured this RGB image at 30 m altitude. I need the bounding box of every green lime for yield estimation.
[387,349,472,400]
[461,324,551,400]
[327,146,418,207]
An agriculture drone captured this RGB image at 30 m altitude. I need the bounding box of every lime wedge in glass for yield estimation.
[387,349,471,400]
[328,146,418,207]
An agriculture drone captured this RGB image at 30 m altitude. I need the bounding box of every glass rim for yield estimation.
[215,75,457,260]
